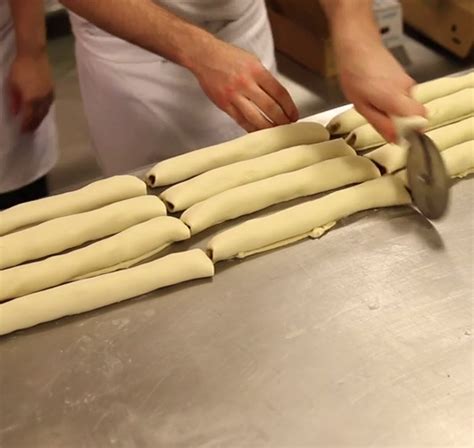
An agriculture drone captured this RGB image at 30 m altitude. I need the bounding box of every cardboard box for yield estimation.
[267,0,404,77]
[374,0,404,49]
[267,8,337,77]
[401,0,474,58]
[266,0,329,37]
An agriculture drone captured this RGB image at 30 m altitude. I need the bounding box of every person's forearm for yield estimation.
[60,0,216,72]
[320,0,382,52]
[8,0,48,55]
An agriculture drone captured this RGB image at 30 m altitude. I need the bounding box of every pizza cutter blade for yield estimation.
[405,130,450,220]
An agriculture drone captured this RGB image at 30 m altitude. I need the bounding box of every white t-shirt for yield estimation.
[0,0,58,193]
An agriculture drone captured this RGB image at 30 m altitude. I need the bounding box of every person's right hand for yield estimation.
[337,40,426,143]
[7,49,54,133]
[189,38,299,132]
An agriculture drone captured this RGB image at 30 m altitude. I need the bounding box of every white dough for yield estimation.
[0,249,214,336]
[0,216,190,301]
[0,175,147,236]
[367,117,474,173]
[395,140,474,184]
[208,176,412,262]
[160,139,355,212]
[327,72,474,135]
[182,156,380,234]
[392,115,429,139]
[0,196,166,269]
[146,122,329,187]
[346,88,474,150]
[413,71,474,103]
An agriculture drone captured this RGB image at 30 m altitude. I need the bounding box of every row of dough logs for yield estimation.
[207,176,412,262]
[327,72,474,135]
[160,139,355,212]
[0,250,215,336]
[367,116,474,173]
[395,140,474,185]
[146,122,329,187]
[181,156,380,234]
[1,113,471,335]
[0,175,147,236]
[0,217,190,301]
[0,196,167,269]
[346,88,474,150]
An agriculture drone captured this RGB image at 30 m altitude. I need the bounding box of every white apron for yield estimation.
[69,0,275,175]
[0,0,58,193]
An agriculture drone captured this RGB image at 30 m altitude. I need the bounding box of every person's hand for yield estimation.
[337,41,426,142]
[7,50,54,133]
[189,38,299,132]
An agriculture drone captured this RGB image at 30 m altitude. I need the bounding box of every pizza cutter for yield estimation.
[404,129,450,220]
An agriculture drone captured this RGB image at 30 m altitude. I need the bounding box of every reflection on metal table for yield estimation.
[0,105,472,448]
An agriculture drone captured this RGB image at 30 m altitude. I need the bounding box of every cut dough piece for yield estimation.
[367,117,474,173]
[392,115,429,138]
[161,139,355,212]
[0,249,214,336]
[0,217,190,301]
[396,140,474,184]
[327,72,474,135]
[0,196,166,270]
[182,156,380,234]
[346,88,474,150]
[327,108,366,136]
[208,176,411,262]
[0,175,147,236]
[146,122,329,187]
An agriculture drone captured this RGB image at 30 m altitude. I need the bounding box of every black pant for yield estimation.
[0,176,49,210]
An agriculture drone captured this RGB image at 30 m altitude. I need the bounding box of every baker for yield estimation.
[0,0,58,209]
[59,0,425,176]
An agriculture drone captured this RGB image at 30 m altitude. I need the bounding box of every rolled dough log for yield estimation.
[413,71,474,103]
[0,175,147,236]
[327,72,474,135]
[0,249,214,336]
[346,88,474,150]
[146,122,329,187]
[0,196,167,270]
[395,140,474,185]
[0,216,190,301]
[182,156,380,234]
[366,116,474,173]
[208,176,411,262]
[160,139,355,212]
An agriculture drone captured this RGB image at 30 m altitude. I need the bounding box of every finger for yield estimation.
[21,102,45,133]
[372,91,427,119]
[27,106,46,132]
[19,101,36,133]
[8,85,21,116]
[21,96,53,133]
[402,73,417,91]
[233,96,274,131]
[225,103,258,133]
[244,84,290,126]
[355,101,397,143]
[255,70,299,121]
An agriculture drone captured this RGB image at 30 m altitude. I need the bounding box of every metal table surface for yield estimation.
[1,107,473,448]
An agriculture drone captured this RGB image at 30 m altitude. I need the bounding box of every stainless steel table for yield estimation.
[1,107,472,448]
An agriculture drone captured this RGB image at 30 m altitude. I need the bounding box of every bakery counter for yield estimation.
[0,106,472,448]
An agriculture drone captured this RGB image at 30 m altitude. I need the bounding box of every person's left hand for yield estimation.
[337,41,426,142]
[7,50,54,133]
